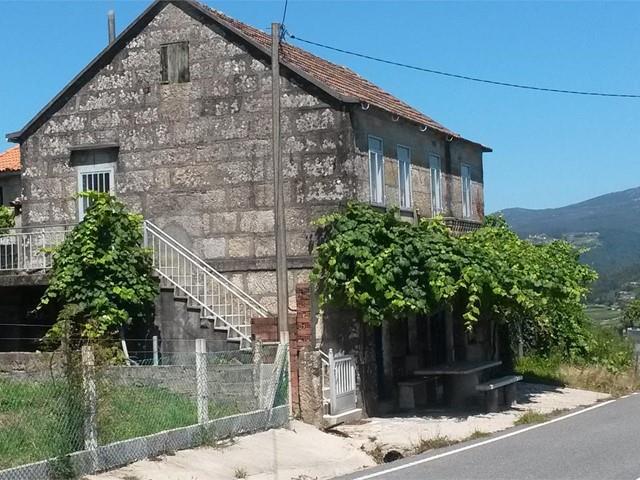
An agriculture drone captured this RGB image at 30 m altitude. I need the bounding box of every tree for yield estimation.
[623,299,640,329]
[40,192,158,346]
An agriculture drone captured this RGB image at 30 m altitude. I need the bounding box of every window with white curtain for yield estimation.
[461,164,472,218]
[368,136,384,204]
[429,153,442,214]
[397,145,412,209]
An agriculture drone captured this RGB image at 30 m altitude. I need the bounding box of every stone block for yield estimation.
[209,212,238,233]
[247,271,277,296]
[239,210,274,233]
[201,237,226,259]
[116,170,155,194]
[295,109,336,132]
[255,235,275,257]
[228,236,254,258]
[29,178,62,200]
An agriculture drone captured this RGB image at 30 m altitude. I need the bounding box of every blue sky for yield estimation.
[1,1,639,213]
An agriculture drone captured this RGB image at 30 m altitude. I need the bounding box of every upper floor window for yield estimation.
[368,136,384,204]
[71,147,118,220]
[429,153,442,214]
[161,42,190,84]
[461,164,472,218]
[397,145,412,209]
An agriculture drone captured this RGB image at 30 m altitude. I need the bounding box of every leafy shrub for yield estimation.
[40,192,157,346]
[0,205,14,231]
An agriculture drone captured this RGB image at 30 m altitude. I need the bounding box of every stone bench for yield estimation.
[398,379,428,410]
[476,375,522,412]
[397,378,431,410]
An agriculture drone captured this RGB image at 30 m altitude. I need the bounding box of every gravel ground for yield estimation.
[87,383,608,479]
[87,420,375,480]
[334,383,610,455]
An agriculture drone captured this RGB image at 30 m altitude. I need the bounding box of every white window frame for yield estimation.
[76,163,116,220]
[368,135,385,205]
[429,153,442,215]
[397,145,412,209]
[461,163,472,218]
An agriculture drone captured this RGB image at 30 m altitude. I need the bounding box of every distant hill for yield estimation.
[499,187,640,304]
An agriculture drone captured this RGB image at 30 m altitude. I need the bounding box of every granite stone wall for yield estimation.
[19,3,360,310]
[17,2,485,313]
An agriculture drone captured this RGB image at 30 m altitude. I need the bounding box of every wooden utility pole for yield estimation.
[272,22,289,345]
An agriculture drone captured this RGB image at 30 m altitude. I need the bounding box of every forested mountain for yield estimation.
[500,187,640,303]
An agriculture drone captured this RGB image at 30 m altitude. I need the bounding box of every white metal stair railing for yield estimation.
[143,220,271,349]
[320,349,357,415]
[0,225,73,272]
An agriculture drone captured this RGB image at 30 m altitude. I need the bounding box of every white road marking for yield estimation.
[350,398,619,480]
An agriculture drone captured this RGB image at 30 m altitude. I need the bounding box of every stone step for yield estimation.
[322,408,363,428]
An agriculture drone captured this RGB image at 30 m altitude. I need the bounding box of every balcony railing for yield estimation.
[0,225,74,272]
[442,217,482,236]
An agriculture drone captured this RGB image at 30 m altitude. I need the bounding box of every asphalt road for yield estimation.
[337,393,640,480]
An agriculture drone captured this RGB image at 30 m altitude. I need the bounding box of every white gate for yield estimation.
[321,349,357,415]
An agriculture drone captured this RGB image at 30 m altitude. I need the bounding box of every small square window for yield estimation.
[160,42,190,84]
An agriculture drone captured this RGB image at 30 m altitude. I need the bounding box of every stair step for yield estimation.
[323,408,363,428]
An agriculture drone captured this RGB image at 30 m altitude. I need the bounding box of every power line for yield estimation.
[286,32,640,99]
[280,0,289,41]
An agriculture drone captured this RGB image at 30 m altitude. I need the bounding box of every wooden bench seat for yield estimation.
[476,375,522,412]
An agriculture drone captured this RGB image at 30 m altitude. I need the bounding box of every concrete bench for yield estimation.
[398,379,428,410]
[476,375,522,412]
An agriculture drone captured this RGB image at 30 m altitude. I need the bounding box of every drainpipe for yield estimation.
[107,10,116,45]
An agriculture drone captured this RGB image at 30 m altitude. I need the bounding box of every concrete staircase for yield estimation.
[144,221,273,351]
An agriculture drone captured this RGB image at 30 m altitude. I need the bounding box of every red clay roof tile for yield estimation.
[201,4,489,148]
[0,146,20,173]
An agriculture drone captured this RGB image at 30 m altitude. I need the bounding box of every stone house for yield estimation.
[2,0,492,416]
[0,146,21,208]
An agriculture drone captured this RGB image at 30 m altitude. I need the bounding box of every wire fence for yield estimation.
[0,342,289,480]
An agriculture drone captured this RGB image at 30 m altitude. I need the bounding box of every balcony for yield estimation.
[442,217,482,236]
[0,225,73,273]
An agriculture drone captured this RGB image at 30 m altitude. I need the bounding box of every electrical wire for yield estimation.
[279,0,289,42]
[286,32,640,98]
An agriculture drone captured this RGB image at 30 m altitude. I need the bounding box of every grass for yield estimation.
[233,467,248,479]
[467,429,491,440]
[0,378,240,470]
[585,305,623,328]
[514,411,549,425]
[515,354,640,396]
[412,435,455,455]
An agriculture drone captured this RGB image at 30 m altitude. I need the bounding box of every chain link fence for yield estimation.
[0,342,288,480]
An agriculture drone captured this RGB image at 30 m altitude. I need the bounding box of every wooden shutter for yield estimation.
[161,42,190,84]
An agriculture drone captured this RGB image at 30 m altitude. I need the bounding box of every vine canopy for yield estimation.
[311,202,597,357]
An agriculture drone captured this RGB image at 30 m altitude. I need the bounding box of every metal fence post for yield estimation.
[252,339,263,407]
[153,335,159,366]
[328,348,337,415]
[81,345,98,470]
[195,338,209,424]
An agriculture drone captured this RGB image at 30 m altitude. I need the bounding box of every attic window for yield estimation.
[160,42,190,84]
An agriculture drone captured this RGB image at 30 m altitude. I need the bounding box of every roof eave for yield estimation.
[6,0,168,144]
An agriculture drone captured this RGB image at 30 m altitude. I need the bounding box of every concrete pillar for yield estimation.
[381,321,394,395]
